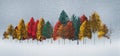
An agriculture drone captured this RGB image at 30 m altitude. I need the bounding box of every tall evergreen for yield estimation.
[42,21,53,39]
[59,10,69,25]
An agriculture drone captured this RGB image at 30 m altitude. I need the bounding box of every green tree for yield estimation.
[42,21,53,39]
[59,10,69,25]
[71,15,80,45]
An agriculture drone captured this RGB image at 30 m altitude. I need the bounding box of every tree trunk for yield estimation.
[51,38,53,44]
[64,38,65,45]
[110,38,111,44]
[85,38,86,45]
[77,40,79,45]
[94,35,95,45]
[83,38,84,45]
[58,39,60,44]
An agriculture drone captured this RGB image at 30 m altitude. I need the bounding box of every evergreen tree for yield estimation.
[42,21,53,39]
[59,10,69,25]
[71,15,81,45]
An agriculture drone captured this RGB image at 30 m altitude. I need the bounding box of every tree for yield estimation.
[59,10,69,25]
[64,21,74,40]
[27,17,35,39]
[42,21,53,39]
[71,15,81,45]
[6,24,14,36]
[53,20,62,40]
[3,31,9,39]
[79,20,92,44]
[12,26,18,39]
[80,15,88,24]
[98,24,109,39]
[89,12,102,33]
[25,23,29,39]
[89,12,102,44]
[3,24,14,39]
[57,24,66,44]
[17,19,27,40]
[32,20,39,40]
[36,17,45,41]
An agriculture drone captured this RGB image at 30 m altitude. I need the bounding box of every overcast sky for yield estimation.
[0,0,120,38]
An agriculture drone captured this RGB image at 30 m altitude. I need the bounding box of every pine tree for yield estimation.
[42,21,53,39]
[71,15,81,45]
[59,10,69,25]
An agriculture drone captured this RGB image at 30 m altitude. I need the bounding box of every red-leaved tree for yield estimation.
[28,17,35,39]
[32,20,39,40]
[53,20,62,40]
[64,21,74,40]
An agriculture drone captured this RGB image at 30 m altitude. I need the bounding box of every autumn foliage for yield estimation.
[3,10,110,44]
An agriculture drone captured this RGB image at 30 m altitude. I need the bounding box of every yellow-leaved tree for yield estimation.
[36,17,45,41]
[89,12,102,44]
[12,27,18,39]
[25,22,29,39]
[17,19,27,40]
[3,24,14,39]
[98,24,109,39]
[79,20,92,41]
[90,12,102,33]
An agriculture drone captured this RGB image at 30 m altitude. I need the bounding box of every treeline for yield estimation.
[3,10,111,44]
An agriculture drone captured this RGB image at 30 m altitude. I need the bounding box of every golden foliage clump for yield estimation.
[79,20,92,40]
[98,24,109,39]
[3,24,14,39]
[90,12,102,33]
[17,19,27,40]
[36,17,45,41]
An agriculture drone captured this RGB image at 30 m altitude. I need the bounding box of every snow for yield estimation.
[0,36,119,56]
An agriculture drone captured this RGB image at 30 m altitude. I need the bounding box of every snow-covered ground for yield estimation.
[0,33,119,56]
